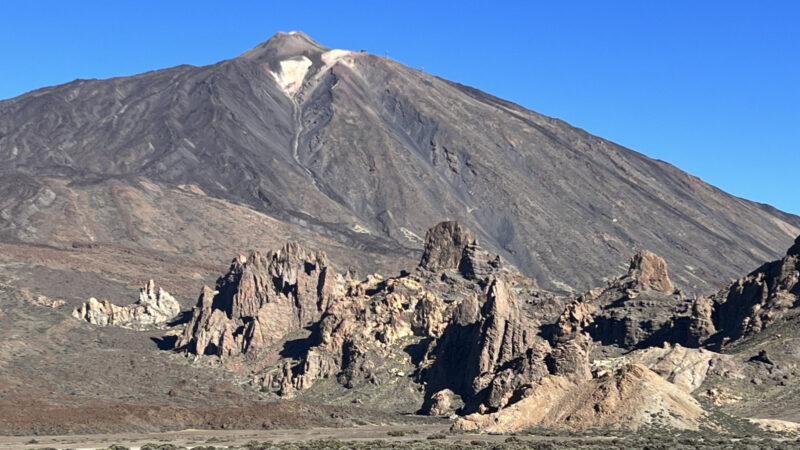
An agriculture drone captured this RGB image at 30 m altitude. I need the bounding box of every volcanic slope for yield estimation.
[1,31,798,292]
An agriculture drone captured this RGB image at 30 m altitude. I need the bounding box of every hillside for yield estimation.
[1,31,798,295]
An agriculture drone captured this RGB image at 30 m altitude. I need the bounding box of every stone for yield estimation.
[454,363,704,432]
[548,297,595,381]
[428,389,454,416]
[627,343,731,393]
[628,250,675,294]
[585,251,694,349]
[176,243,344,357]
[710,237,800,344]
[458,241,503,281]
[420,277,549,413]
[419,221,475,271]
[72,280,180,329]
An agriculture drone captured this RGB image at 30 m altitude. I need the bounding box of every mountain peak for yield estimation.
[239,31,328,62]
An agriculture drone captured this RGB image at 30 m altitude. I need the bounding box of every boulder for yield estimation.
[628,250,675,294]
[428,389,455,416]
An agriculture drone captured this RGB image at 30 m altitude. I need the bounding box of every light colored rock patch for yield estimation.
[321,49,355,67]
[454,363,704,432]
[177,184,206,196]
[750,418,800,433]
[72,280,180,330]
[399,227,423,243]
[270,56,312,96]
[627,343,726,393]
[351,224,371,234]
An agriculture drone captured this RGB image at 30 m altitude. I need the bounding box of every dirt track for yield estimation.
[0,424,457,449]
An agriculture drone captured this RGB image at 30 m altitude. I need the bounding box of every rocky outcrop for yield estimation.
[687,295,716,346]
[283,273,452,392]
[458,241,503,282]
[419,221,475,271]
[419,277,550,414]
[167,224,796,432]
[453,363,705,432]
[419,221,503,282]
[628,250,675,294]
[72,280,180,329]
[710,235,800,345]
[548,296,595,380]
[627,344,734,393]
[175,243,343,357]
[587,251,694,349]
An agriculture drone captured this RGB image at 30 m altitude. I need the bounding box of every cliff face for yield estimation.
[708,236,800,345]
[1,32,798,294]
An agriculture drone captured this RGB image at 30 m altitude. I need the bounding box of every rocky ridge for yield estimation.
[72,280,180,329]
[171,221,795,432]
[708,235,800,346]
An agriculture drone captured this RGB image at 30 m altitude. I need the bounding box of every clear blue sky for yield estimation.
[1,1,798,214]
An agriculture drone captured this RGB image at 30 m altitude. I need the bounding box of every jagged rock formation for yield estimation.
[548,296,595,380]
[419,277,551,414]
[587,251,695,348]
[709,235,800,345]
[175,243,343,357]
[418,221,505,282]
[72,280,179,329]
[419,221,475,272]
[286,273,448,391]
[165,224,800,433]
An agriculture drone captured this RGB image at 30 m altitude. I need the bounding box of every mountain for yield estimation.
[1,31,798,294]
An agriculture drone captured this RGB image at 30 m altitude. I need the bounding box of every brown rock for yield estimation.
[549,297,595,380]
[420,277,547,413]
[458,241,503,281]
[628,250,675,294]
[585,251,692,349]
[279,362,295,397]
[419,221,475,271]
[687,295,716,346]
[176,243,343,357]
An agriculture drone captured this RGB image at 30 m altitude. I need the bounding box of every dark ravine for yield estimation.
[0,31,798,293]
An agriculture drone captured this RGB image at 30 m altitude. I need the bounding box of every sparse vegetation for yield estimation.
[88,436,800,449]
